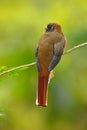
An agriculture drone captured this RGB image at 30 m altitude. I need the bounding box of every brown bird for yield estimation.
[36,23,66,107]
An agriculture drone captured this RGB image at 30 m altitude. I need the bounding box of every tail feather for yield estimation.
[36,74,49,107]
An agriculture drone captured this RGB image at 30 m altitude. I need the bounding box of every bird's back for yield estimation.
[38,33,54,76]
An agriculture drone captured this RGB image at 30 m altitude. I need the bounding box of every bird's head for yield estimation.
[45,23,63,35]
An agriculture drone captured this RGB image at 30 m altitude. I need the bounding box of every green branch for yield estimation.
[0,42,87,77]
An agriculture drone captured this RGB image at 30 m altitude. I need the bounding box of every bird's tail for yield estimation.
[36,73,49,107]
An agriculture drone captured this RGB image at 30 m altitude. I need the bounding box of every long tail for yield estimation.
[36,73,49,107]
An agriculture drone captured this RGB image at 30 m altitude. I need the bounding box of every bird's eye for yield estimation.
[46,25,54,32]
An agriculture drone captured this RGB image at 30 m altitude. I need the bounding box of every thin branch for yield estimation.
[0,62,36,76]
[0,42,87,77]
[63,42,87,55]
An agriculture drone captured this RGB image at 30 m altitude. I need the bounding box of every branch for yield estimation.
[63,42,87,55]
[0,62,36,76]
[0,42,87,77]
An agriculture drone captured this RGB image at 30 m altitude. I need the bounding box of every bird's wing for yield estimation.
[35,46,40,72]
[35,46,38,57]
[48,41,64,71]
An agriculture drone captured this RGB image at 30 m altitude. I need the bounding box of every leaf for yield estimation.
[0,66,8,73]
[8,70,19,77]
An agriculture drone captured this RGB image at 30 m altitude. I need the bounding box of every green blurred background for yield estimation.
[0,0,87,130]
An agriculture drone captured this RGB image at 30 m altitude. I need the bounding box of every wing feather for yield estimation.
[35,46,40,72]
[48,40,64,71]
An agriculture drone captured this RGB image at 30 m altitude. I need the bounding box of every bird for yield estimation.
[35,22,66,107]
